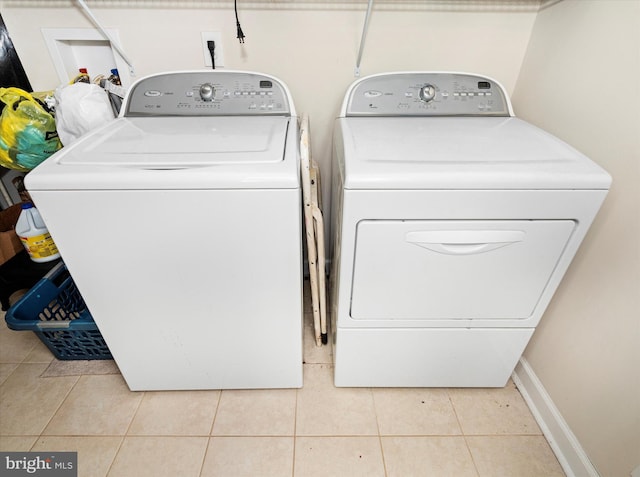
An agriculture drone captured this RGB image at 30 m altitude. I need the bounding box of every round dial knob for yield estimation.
[199,83,215,102]
[419,84,436,102]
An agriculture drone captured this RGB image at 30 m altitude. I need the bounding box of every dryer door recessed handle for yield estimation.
[405,230,525,255]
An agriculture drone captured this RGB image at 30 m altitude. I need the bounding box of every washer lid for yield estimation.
[27,116,299,190]
[339,117,611,190]
[61,116,288,167]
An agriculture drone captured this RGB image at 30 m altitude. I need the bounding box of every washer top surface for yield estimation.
[59,116,289,167]
[337,72,611,190]
[27,71,300,191]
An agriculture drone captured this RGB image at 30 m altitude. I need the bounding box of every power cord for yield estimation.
[207,40,216,69]
[235,0,245,43]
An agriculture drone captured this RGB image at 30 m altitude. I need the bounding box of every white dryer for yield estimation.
[26,71,303,391]
[330,72,611,387]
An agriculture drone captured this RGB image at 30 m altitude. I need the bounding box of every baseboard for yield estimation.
[512,358,600,477]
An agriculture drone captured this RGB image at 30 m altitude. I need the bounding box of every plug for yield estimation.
[207,40,216,69]
[201,32,224,67]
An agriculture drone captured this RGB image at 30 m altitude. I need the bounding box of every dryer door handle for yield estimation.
[405,230,525,255]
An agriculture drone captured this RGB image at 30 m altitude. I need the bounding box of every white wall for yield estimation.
[1,0,538,208]
[511,1,640,476]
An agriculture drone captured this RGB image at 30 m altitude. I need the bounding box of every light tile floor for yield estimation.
[0,283,565,477]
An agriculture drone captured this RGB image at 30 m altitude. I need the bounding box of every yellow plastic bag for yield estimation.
[0,87,62,172]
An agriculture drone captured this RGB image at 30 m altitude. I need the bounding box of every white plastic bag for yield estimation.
[54,83,115,146]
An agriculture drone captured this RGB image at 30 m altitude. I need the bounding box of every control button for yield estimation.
[419,84,436,102]
[223,91,231,98]
[267,104,274,110]
[441,91,449,98]
[144,90,161,97]
[467,92,474,97]
[364,90,383,98]
[453,92,460,97]
[250,91,257,96]
[234,91,241,96]
[185,91,194,97]
[249,103,257,109]
[485,92,493,96]
[405,92,413,98]
[199,83,215,101]
[460,92,468,97]
[267,91,274,96]
[477,92,485,96]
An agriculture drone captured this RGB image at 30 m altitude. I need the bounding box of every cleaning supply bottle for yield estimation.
[73,68,90,84]
[107,68,121,86]
[15,202,61,262]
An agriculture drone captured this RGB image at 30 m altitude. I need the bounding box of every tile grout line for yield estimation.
[292,386,299,477]
[208,390,223,437]
[102,384,147,477]
[447,388,482,477]
[197,436,211,477]
[0,320,39,385]
[197,389,223,476]
[102,435,125,477]
[29,369,118,477]
[371,388,390,477]
[30,366,81,449]
[123,387,146,436]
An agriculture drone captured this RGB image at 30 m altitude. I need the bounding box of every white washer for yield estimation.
[26,71,303,391]
[330,72,611,387]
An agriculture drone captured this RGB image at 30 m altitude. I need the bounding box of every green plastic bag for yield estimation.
[0,87,62,172]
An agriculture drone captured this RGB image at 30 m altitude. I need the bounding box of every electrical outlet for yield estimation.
[201,32,224,68]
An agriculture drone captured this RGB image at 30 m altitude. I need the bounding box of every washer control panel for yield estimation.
[125,71,291,116]
[345,72,511,117]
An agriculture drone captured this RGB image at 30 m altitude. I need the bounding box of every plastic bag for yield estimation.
[0,87,62,172]
[54,82,115,146]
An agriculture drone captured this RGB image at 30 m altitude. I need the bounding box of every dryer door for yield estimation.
[350,220,575,320]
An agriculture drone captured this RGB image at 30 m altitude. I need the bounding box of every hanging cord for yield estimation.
[234,0,245,43]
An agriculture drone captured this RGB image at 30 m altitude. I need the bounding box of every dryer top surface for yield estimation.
[337,116,611,190]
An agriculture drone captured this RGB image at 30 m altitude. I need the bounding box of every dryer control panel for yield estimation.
[344,72,512,117]
[124,71,292,116]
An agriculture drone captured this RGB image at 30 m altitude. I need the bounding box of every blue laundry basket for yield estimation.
[5,262,112,360]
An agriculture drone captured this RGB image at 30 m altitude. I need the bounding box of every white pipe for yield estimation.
[76,0,135,76]
[355,0,374,77]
